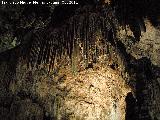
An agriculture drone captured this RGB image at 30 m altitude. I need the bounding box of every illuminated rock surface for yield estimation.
[0,1,160,120]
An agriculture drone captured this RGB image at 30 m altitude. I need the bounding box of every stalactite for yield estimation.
[49,47,57,73]
[25,4,120,72]
[83,14,88,68]
[71,17,77,75]
[46,39,51,63]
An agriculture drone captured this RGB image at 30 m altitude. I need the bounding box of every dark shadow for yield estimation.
[125,92,137,120]
[134,57,160,120]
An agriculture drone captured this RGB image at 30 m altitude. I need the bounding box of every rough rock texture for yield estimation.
[0,59,131,120]
[0,2,160,120]
[0,20,160,120]
[119,20,160,120]
[131,21,160,66]
[133,22,160,120]
[119,20,160,66]
[0,30,133,120]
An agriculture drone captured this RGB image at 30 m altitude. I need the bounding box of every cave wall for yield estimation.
[0,31,132,120]
[0,1,160,120]
[118,20,160,120]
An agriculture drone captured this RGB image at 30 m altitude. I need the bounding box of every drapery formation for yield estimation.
[26,5,120,72]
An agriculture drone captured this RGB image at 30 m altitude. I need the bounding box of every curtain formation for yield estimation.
[27,5,119,72]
